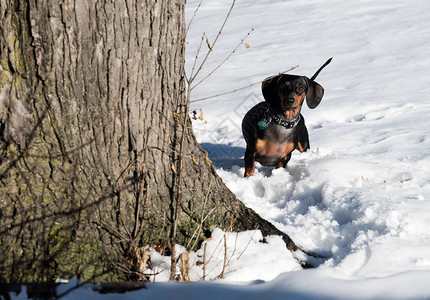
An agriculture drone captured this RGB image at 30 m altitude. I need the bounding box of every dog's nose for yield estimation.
[288,98,295,105]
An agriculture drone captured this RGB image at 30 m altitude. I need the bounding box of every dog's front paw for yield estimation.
[244,166,255,177]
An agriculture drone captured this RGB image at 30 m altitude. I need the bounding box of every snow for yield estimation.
[185,0,430,297]
[140,228,301,283]
[8,0,430,299]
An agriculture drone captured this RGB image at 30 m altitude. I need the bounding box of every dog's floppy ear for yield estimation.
[305,77,324,109]
[262,74,283,106]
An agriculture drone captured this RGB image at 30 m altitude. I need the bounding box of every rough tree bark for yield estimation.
[0,0,297,282]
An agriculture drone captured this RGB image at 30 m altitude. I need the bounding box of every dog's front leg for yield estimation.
[244,147,256,177]
[277,152,292,168]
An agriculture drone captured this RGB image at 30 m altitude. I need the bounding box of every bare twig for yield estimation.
[185,0,204,38]
[190,0,236,83]
[170,71,193,282]
[179,252,191,282]
[237,230,257,259]
[202,243,207,281]
[151,260,169,283]
[190,65,299,103]
[117,150,144,190]
[170,0,260,282]
[132,129,151,241]
[220,234,227,278]
[98,220,129,242]
[169,242,178,280]
[188,34,205,81]
[206,232,232,279]
[190,207,216,250]
[131,134,149,242]
[224,233,239,269]
[191,28,254,91]
[205,232,227,274]
[170,0,236,268]
[229,214,238,232]
[186,179,213,250]
[120,210,132,240]
[128,180,149,255]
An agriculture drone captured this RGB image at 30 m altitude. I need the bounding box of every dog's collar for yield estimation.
[271,113,300,129]
[258,107,300,130]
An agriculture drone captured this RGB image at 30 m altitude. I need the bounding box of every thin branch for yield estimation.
[205,231,232,277]
[190,65,299,103]
[225,233,239,268]
[202,243,207,281]
[205,233,226,267]
[190,206,216,251]
[190,0,236,83]
[191,28,254,91]
[186,179,213,250]
[119,209,132,240]
[136,181,150,237]
[170,66,194,281]
[117,150,144,190]
[237,230,257,259]
[111,262,150,281]
[148,266,168,283]
[189,34,205,82]
[185,0,204,38]
[98,220,129,242]
[131,129,150,241]
[220,234,227,278]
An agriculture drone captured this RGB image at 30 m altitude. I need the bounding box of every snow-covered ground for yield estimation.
[185,0,430,297]
[9,0,430,299]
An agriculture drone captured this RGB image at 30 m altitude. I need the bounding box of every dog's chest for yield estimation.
[255,124,295,158]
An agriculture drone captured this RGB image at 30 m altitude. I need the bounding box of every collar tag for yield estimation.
[258,116,271,130]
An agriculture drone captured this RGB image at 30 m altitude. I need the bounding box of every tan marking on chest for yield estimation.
[256,139,295,158]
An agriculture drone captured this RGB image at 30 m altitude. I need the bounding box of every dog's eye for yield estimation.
[296,85,305,94]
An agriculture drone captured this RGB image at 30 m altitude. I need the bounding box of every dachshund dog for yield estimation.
[241,58,332,177]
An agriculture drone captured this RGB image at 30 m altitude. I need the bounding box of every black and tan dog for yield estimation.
[241,58,332,177]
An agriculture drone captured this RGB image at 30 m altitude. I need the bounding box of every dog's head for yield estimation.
[262,74,324,119]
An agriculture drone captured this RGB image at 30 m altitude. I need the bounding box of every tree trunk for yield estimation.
[0,0,297,282]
